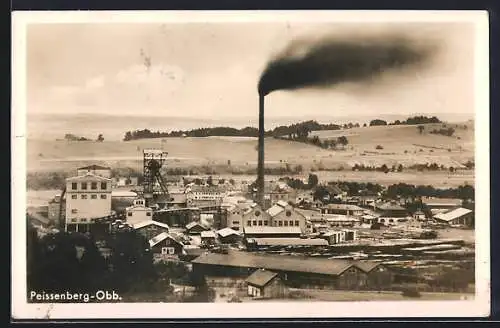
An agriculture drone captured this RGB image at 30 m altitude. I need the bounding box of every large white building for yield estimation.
[125,198,154,225]
[65,172,112,231]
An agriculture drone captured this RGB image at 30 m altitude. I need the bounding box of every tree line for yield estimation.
[371,116,442,127]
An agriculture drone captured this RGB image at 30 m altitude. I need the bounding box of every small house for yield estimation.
[217,227,242,244]
[322,230,346,245]
[133,220,170,241]
[246,269,287,299]
[125,198,153,225]
[433,207,474,227]
[185,221,210,235]
[149,232,184,257]
[200,230,217,245]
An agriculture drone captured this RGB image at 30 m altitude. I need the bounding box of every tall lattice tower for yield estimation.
[142,149,169,207]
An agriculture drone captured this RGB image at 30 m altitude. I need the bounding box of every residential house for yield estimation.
[76,165,112,178]
[185,221,210,235]
[217,228,242,244]
[433,207,474,227]
[132,220,170,241]
[246,269,288,299]
[65,172,112,232]
[200,230,217,245]
[149,232,184,257]
[186,185,226,208]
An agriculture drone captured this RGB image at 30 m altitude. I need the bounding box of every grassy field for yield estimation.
[26,122,474,187]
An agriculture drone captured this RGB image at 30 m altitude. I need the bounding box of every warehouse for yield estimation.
[191,251,392,290]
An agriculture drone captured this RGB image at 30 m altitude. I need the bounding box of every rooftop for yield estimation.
[149,232,182,248]
[245,269,278,287]
[249,238,329,246]
[186,221,209,230]
[200,231,217,238]
[132,220,170,230]
[217,227,241,238]
[423,198,463,206]
[192,251,377,276]
[376,202,407,211]
[322,204,364,211]
[244,226,302,235]
[66,173,112,182]
[77,164,111,170]
[433,207,473,222]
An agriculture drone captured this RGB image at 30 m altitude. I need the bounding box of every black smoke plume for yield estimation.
[258,33,437,96]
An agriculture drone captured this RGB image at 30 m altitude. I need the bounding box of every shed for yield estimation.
[200,230,217,245]
[246,269,287,299]
[185,221,210,235]
[217,227,242,244]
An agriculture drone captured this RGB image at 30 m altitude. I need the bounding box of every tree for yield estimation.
[417,125,425,134]
[363,123,367,127]
[369,119,387,126]
[308,174,319,189]
[207,176,214,186]
[97,134,104,142]
[337,136,349,149]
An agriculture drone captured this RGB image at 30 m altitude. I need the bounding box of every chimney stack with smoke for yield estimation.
[255,31,437,209]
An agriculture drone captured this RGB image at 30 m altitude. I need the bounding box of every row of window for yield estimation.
[70,218,89,222]
[246,220,300,227]
[71,182,108,190]
[71,194,107,199]
[127,211,152,217]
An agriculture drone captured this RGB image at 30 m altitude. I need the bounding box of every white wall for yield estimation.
[65,176,112,223]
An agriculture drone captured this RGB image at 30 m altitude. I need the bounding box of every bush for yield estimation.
[375,145,384,150]
[401,288,421,298]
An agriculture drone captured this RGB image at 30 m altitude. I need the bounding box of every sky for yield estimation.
[26,21,475,119]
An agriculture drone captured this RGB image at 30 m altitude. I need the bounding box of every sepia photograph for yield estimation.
[11,10,490,319]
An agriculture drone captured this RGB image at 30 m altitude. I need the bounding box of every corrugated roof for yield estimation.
[251,238,329,246]
[245,269,278,287]
[433,207,473,222]
[192,251,354,276]
[423,198,463,206]
[244,227,302,235]
[149,232,182,248]
[323,204,364,211]
[186,221,209,230]
[132,220,170,230]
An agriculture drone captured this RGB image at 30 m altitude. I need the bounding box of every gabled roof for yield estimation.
[376,202,407,211]
[246,269,279,287]
[186,221,209,230]
[433,207,473,222]
[354,261,381,273]
[132,220,170,230]
[217,227,241,238]
[267,205,285,217]
[192,251,355,276]
[323,204,364,211]
[77,164,111,170]
[66,173,112,182]
[149,232,182,248]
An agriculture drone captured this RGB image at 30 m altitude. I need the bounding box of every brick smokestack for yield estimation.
[257,94,265,209]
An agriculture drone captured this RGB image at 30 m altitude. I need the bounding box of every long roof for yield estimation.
[217,227,241,238]
[245,269,278,287]
[433,207,473,222]
[323,204,364,211]
[149,232,182,248]
[66,173,112,182]
[423,198,463,206]
[77,164,111,170]
[376,202,407,211]
[244,227,302,235]
[249,238,329,246]
[200,231,217,238]
[192,251,378,276]
[132,220,170,230]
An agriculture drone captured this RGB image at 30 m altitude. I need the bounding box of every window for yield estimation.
[91,182,97,190]
[71,195,77,199]
[71,218,77,222]
[71,183,77,190]
[100,194,107,199]
[253,220,257,226]
[81,218,87,222]
[295,220,300,226]
[284,221,288,226]
[255,211,261,217]
[258,220,262,226]
[101,182,107,190]
[278,221,283,227]
[162,247,175,255]
[232,221,240,225]
[128,212,133,217]
[71,209,77,214]
[247,221,251,226]
[91,194,97,199]
[146,212,152,216]
[81,195,87,199]
[264,221,268,226]
[81,182,87,190]
[286,210,292,217]
[289,220,294,226]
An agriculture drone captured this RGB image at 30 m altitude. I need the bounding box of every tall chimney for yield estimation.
[257,94,265,208]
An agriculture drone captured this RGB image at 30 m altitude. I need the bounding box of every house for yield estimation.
[243,226,302,239]
[65,172,112,232]
[225,203,272,232]
[149,232,184,257]
[186,185,226,208]
[133,220,170,241]
[217,227,242,244]
[191,251,393,290]
[125,198,153,225]
[413,210,426,220]
[266,201,308,232]
[361,214,379,225]
[433,207,474,227]
[320,204,364,216]
[185,221,210,235]
[200,230,217,245]
[246,269,288,299]
[321,230,346,245]
[76,164,112,178]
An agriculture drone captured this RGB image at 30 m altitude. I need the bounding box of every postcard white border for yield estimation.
[11,10,490,319]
